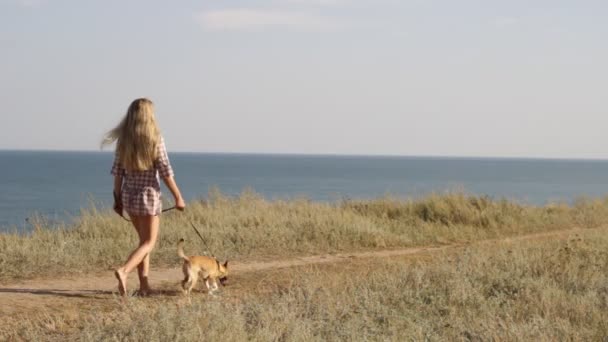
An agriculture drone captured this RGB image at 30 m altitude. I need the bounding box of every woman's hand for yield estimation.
[162,176,185,211]
[113,191,123,216]
[175,197,186,211]
[113,201,123,216]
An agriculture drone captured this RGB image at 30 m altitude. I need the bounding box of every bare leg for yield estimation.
[131,216,152,295]
[115,215,159,296]
[114,216,140,296]
[114,269,127,297]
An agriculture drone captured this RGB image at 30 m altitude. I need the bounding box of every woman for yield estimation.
[102,98,185,296]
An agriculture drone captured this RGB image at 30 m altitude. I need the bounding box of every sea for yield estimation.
[2,150,608,233]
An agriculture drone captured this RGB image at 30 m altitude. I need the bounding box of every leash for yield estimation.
[189,222,226,287]
[115,206,177,222]
[113,191,177,222]
[113,192,216,256]
[190,222,214,256]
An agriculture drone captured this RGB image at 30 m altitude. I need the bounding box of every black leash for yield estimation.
[115,206,176,222]
[190,222,214,255]
[189,223,226,288]
[113,191,176,222]
[113,193,215,256]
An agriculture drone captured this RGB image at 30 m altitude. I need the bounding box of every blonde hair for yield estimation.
[102,98,161,171]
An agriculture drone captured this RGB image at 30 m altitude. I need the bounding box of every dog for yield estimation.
[177,239,228,295]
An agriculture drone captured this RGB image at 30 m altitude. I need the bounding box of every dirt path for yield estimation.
[0,226,600,317]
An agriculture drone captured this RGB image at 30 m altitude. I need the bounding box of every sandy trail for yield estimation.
[0,226,599,316]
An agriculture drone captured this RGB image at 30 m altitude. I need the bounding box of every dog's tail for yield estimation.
[177,238,189,262]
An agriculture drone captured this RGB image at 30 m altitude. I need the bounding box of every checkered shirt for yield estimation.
[111,136,174,216]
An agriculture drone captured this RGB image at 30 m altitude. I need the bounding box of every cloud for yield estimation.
[195,9,342,32]
[12,0,47,8]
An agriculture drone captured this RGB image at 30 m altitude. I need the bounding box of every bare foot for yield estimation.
[137,287,152,297]
[114,269,127,296]
[138,278,152,297]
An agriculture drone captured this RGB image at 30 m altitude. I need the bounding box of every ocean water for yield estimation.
[2,150,608,232]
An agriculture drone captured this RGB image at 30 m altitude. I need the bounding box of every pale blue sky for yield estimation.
[1,0,607,158]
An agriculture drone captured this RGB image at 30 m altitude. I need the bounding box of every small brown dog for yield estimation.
[177,239,228,295]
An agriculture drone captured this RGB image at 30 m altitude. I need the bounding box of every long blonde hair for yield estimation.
[102,98,161,171]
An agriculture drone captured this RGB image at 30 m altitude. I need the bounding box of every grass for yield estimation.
[1,224,607,341]
[2,190,608,281]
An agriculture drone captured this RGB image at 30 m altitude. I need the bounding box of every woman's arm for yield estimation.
[162,176,186,210]
[156,137,185,210]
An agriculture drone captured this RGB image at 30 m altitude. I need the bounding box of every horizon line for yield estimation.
[1,148,608,162]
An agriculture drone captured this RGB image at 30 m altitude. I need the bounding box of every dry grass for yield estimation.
[1,226,607,341]
[2,190,608,281]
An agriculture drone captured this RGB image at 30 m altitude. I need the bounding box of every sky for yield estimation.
[0,0,607,158]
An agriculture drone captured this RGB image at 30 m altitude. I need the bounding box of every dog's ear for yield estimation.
[223,260,228,268]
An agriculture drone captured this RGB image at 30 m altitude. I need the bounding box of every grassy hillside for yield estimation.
[2,190,608,281]
[2,224,607,341]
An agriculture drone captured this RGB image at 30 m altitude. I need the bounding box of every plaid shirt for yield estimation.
[111,136,174,216]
